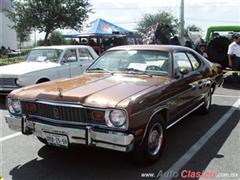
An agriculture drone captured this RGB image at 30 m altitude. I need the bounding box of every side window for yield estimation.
[173,52,193,76]
[79,38,88,44]
[78,49,94,60]
[186,53,200,70]
[89,38,97,46]
[62,49,77,63]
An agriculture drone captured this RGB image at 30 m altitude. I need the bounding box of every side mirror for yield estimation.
[180,68,189,76]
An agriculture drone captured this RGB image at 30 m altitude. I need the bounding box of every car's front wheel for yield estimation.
[132,114,166,165]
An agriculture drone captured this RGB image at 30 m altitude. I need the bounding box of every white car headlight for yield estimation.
[15,78,21,86]
[8,98,21,114]
[105,109,127,128]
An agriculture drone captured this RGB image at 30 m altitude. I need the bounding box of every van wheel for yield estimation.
[132,115,166,165]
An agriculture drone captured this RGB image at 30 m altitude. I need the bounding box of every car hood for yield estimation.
[10,73,172,108]
[0,62,59,75]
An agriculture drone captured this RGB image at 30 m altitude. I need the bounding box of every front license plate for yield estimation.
[45,132,69,148]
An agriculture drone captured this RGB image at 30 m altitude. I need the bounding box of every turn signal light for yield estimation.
[92,111,104,120]
[27,103,36,111]
[134,129,143,136]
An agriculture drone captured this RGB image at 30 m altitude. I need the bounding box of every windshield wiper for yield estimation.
[125,68,152,77]
[87,68,114,75]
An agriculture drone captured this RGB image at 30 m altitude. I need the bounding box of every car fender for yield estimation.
[138,106,168,146]
[18,69,58,86]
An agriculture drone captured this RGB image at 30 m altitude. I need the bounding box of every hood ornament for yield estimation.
[57,87,63,97]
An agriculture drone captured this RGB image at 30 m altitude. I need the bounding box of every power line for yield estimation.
[109,18,240,25]
[92,6,239,11]
[184,18,240,24]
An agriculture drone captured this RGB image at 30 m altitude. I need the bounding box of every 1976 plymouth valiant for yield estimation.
[5,45,223,165]
[0,45,98,95]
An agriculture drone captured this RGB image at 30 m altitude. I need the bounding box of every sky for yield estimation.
[34,0,240,40]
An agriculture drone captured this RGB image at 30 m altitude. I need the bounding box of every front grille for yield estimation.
[0,78,16,86]
[23,102,105,125]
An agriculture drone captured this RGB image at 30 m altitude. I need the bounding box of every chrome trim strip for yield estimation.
[37,100,84,108]
[5,114,134,152]
[139,102,204,146]
[166,102,204,129]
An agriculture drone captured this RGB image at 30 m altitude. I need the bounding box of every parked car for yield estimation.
[73,32,143,55]
[0,45,98,95]
[5,45,223,165]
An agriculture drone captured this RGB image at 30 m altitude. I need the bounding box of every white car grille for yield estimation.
[0,78,16,87]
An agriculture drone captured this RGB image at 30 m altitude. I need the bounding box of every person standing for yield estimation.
[46,39,52,46]
[227,33,240,87]
[0,46,8,58]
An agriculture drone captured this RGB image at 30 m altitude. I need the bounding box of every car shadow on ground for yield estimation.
[8,104,239,180]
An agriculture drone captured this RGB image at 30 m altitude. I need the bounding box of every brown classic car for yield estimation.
[5,45,223,165]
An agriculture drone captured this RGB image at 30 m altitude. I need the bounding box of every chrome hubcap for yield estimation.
[148,123,163,155]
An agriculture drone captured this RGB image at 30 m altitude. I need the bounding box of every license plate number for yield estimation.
[45,132,68,148]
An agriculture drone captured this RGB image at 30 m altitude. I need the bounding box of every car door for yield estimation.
[58,48,83,78]
[173,52,202,118]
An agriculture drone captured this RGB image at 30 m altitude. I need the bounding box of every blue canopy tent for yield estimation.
[79,18,130,35]
[61,30,81,38]
[61,19,130,38]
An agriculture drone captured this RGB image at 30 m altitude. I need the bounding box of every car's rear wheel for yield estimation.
[198,87,212,115]
[132,115,166,165]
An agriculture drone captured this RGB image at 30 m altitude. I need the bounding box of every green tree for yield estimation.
[15,27,31,49]
[134,8,180,35]
[48,31,69,45]
[49,31,62,45]
[1,0,93,44]
[37,39,45,46]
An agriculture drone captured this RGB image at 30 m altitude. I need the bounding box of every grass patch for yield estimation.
[0,56,26,66]
[0,48,30,66]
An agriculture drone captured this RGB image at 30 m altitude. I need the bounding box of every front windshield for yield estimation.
[24,49,63,62]
[87,50,170,76]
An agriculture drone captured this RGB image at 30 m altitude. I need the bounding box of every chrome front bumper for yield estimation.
[5,114,134,152]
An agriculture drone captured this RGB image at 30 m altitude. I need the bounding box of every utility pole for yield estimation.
[180,0,184,36]
[34,31,36,46]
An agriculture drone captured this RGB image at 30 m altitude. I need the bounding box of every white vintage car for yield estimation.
[0,45,98,95]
